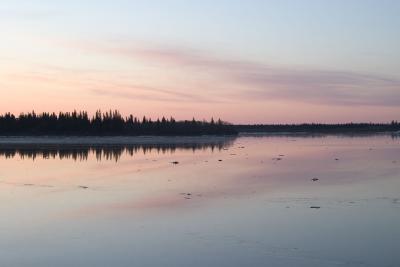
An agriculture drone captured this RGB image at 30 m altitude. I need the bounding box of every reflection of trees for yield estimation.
[0,140,236,161]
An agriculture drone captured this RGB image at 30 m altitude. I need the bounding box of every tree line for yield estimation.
[0,110,237,136]
[235,121,400,133]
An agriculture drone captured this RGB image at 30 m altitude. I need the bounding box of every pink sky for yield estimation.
[1,1,399,123]
[1,41,399,124]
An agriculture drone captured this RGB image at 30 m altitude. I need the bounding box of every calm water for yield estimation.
[0,135,399,267]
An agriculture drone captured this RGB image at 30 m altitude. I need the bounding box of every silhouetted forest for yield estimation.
[0,110,237,136]
[235,122,400,133]
[1,111,398,136]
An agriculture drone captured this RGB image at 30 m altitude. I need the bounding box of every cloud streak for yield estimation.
[91,84,217,103]
[4,64,217,104]
[77,41,400,107]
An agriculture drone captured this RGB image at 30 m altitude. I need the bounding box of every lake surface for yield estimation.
[0,135,399,267]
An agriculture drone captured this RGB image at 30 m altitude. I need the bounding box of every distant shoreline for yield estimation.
[0,131,397,147]
[235,123,400,134]
[238,131,400,138]
[0,128,398,141]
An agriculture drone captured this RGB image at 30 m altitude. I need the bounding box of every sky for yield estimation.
[0,0,399,123]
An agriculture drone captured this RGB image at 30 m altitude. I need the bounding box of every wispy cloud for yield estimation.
[74,40,400,107]
[4,63,217,104]
[91,84,217,103]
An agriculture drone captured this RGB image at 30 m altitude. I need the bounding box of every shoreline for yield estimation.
[0,135,238,146]
[238,131,400,137]
[0,132,397,146]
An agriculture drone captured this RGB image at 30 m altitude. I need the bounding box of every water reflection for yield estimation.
[0,135,399,267]
[0,137,236,161]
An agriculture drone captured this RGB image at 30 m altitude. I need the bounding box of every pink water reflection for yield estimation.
[0,135,399,267]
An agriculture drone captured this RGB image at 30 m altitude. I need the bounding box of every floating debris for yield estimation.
[218,159,223,162]
[78,186,89,189]
[311,178,319,182]
[310,206,321,209]
[180,193,193,199]
[171,161,179,165]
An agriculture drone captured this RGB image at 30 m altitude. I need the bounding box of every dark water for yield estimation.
[0,135,399,266]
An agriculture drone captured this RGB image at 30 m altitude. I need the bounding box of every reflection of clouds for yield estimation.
[68,194,189,219]
[57,135,400,219]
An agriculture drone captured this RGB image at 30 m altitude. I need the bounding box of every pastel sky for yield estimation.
[0,0,399,123]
